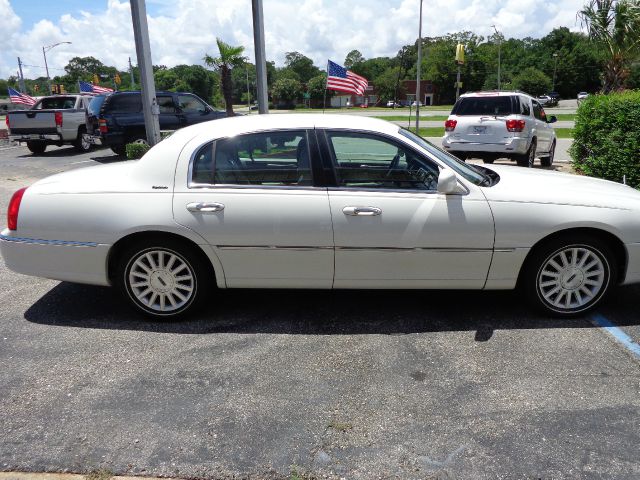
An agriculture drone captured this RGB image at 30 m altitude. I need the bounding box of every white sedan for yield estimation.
[2,114,640,319]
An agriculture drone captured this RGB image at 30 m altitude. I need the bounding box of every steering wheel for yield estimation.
[385,152,401,178]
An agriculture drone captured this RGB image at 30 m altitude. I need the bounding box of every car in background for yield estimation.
[7,94,95,154]
[86,91,226,155]
[577,91,589,104]
[3,114,640,319]
[442,91,557,167]
[538,94,558,107]
[386,100,401,108]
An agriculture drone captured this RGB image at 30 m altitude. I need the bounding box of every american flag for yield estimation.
[7,87,37,107]
[326,60,368,95]
[79,80,114,94]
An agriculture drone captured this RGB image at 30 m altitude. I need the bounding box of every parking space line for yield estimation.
[591,313,640,360]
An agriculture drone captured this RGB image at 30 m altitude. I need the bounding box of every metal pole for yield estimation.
[246,64,251,110]
[456,64,461,100]
[552,53,558,91]
[130,0,161,146]
[492,25,501,91]
[42,47,52,95]
[252,0,269,114]
[129,57,135,89]
[415,0,423,132]
[17,57,27,93]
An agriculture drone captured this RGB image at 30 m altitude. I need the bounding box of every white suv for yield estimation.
[441,91,557,167]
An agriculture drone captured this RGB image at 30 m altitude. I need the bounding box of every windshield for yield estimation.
[398,128,491,186]
[87,95,107,116]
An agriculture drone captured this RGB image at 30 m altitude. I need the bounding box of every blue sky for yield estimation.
[2,0,587,79]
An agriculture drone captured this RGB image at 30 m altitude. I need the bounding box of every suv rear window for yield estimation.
[105,94,142,113]
[452,96,515,116]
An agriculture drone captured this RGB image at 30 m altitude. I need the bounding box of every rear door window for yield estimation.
[35,97,78,109]
[452,96,514,116]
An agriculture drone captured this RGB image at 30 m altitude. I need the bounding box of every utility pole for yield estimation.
[492,25,501,91]
[251,0,269,114]
[130,0,161,146]
[42,42,72,95]
[246,64,251,110]
[17,57,27,93]
[415,0,423,132]
[129,57,135,89]
[552,52,559,91]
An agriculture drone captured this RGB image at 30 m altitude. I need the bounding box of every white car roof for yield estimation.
[459,91,534,100]
[173,113,401,143]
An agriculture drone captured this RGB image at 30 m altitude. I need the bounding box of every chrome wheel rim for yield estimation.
[127,249,195,313]
[549,142,555,164]
[81,134,91,150]
[537,246,607,312]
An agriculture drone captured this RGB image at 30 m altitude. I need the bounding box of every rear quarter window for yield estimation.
[105,94,142,113]
[452,96,515,116]
[35,97,78,109]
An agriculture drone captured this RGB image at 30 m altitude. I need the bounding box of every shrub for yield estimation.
[570,90,640,189]
[125,142,150,159]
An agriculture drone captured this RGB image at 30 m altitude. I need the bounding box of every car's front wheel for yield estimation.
[523,235,616,317]
[116,240,211,319]
[540,140,556,167]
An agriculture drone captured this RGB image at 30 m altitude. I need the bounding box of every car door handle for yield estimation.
[186,202,225,213]
[343,206,382,216]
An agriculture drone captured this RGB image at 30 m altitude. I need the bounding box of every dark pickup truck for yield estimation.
[86,91,226,155]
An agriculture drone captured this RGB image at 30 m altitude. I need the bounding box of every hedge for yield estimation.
[125,142,150,159]
[570,90,640,189]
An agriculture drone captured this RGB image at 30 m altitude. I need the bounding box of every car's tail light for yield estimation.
[506,119,525,132]
[5,114,9,130]
[54,111,63,127]
[7,187,28,231]
[445,119,457,132]
[98,119,108,133]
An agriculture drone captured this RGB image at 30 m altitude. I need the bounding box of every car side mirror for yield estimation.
[437,168,459,194]
[548,115,557,123]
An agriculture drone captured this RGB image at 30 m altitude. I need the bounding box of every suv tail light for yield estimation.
[98,119,108,133]
[8,187,28,231]
[506,119,525,132]
[54,111,63,127]
[5,114,9,130]
[444,119,457,132]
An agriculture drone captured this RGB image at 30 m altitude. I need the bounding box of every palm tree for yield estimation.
[579,0,640,93]
[204,39,246,116]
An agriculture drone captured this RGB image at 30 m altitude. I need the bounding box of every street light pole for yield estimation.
[552,52,559,91]
[42,41,71,95]
[415,0,423,132]
[491,25,501,91]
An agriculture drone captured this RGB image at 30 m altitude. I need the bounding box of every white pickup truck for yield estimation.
[6,94,95,154]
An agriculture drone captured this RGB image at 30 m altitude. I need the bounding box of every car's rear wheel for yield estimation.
[111,144,126,156]
[540,140,555,167]
[26,141,47,154]
[73,127,92,152]
[517,139,536,168]
[523,235,616,317]
[116,240,211,319]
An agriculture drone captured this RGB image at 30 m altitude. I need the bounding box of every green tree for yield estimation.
[344,49,364,68]
[204,38,246,116]
[579,0,640,92]
[512,67,552,95]
[284,52,320,83]
[271,77,302,107]
[374,67,404,103]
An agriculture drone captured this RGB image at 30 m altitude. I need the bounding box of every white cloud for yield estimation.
[1,0,589,79]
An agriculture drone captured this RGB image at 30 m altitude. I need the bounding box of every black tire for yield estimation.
[111,144,126,156]
[516,139,536,168]
[540,140,556,167]
[522,235,617,317]
[73,127,92,152]
[115,239,212,319]
[26,141,47,154]
[482,158,495,164]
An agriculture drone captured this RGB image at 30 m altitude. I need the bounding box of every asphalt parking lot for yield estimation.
[0,144,639,480]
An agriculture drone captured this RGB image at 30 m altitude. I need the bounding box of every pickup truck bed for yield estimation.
[7,94,95,154]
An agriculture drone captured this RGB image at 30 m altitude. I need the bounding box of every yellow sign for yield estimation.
[93,74,99,84]
[114,73,121,85]
[455,44,465,64]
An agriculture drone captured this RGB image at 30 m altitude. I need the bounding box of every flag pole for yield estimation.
[323,60,329,113]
